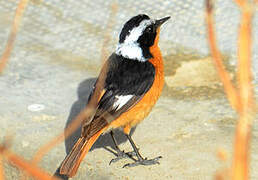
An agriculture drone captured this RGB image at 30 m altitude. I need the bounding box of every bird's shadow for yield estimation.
[54,78,135,179]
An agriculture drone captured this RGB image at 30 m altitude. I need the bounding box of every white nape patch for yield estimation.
[116,43,144,61]
[116,19,153,62]
[113,95,133,110]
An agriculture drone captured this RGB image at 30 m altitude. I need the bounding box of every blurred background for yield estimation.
[0,0,257,179]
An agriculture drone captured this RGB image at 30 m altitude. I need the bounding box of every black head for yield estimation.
[119,14,150,44]
[116,14,170,62]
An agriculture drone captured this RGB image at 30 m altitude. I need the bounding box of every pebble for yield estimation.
[27,104,45,112]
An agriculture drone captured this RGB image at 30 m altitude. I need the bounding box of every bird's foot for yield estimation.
[122,156,162,168]
[109,150,137,165]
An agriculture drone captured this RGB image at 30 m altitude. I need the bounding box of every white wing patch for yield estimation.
[116,19,153,62]
[113,95,133,110]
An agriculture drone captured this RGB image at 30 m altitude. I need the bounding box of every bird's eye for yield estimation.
[146,26,153,33]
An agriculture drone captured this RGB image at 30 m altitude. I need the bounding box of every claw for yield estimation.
[122,156,162,168]
[109,150,136,165]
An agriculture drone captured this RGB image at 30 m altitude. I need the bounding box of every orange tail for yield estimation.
[60,129,104,177]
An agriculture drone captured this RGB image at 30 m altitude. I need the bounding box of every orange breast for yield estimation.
[109,39,164,131]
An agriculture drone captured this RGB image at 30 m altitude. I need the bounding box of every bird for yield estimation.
[60,14,170,177]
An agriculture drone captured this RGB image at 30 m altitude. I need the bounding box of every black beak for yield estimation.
[155,16,170,28]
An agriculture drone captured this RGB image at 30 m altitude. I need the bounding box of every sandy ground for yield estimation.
[1,1,258,179]
[1,49,258,180]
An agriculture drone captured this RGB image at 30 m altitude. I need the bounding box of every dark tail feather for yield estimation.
[60,129,104,177]
[60,137,86,177]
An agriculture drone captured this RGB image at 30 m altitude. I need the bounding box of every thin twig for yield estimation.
[232,3,254,180]
[0,154,4,180]
[206,0,256,179]
[205,0,241,112]
[0,146,58,180]
[100,2,118,64]
[234,0,246,7]
[0,0,29,73]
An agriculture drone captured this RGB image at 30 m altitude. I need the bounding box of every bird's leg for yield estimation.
[122,134,162,168]
[109,131,136,165]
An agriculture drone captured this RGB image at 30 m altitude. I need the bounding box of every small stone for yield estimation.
[22,140,29,147]
[27,104,45,112]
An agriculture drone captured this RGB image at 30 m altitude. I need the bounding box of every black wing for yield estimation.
[82,53,155,138]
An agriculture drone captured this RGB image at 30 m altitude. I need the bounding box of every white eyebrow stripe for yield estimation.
[124,19,153,43]
[115,19,153,62]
